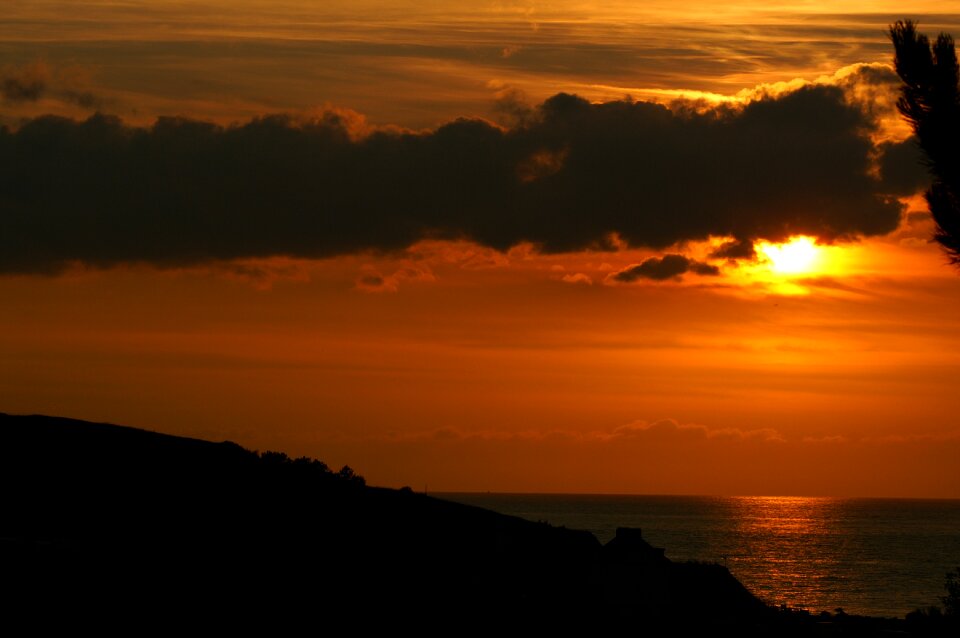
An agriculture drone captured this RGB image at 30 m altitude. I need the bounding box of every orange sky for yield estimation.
[3,1,960,496]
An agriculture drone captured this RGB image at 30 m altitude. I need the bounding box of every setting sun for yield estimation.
[757,236,821,275]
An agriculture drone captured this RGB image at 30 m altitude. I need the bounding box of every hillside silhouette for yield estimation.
[0,413,942,634]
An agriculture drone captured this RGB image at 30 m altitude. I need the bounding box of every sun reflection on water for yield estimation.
[446,493,960,616]
[728,496,845,611]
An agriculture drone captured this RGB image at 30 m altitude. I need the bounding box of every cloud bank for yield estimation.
[0,83,920,273]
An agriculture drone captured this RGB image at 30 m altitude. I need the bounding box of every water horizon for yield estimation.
[439,490,960,501]
[440,492,960,618]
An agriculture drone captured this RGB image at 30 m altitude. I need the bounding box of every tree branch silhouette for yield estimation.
[890,20,960,263]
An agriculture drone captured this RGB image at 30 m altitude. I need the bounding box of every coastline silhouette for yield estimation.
[3,412,955,634]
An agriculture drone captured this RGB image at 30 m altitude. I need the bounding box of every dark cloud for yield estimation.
[0,84,912,273]
[691,261,721,276]
[709,238,756,260]
[61,89,100,109]
[612,254,720,282]
[0,61,101,109]
[1,62,49,102]
[878,137,930,196]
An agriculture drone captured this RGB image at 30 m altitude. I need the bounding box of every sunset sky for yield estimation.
[4,1,960,497]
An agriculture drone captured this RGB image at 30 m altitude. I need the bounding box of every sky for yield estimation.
[3,1,960,497]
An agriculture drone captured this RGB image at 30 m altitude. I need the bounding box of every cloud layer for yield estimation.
[7,3,959,128]
[1,83,918,273]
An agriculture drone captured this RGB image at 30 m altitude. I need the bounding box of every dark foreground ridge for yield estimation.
[0,413,951,634]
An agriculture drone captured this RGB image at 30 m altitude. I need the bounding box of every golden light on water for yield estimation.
[757,237,821,275]
[729,496,842,612]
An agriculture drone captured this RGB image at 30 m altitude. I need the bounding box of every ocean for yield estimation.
[440,493,960,618]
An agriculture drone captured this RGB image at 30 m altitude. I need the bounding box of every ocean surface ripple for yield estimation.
[443,493,960,617]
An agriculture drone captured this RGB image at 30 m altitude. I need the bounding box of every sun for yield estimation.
[756,236,820,275]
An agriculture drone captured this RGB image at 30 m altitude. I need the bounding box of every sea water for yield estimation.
[440,493,960,618]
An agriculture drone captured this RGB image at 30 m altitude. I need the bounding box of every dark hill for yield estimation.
[3,413,904,635]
